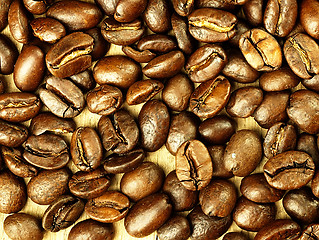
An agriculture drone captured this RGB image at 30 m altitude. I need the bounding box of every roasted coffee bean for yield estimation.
[93,55,141,89]
[208,145,233,178]
[253,90,290,129]
[69,70,96,92]
[8,0,30,44]
[188,8,237,43]
[185,44,227,83]
[114,0,147,22]
[124,193,172,238]
[13,44,45,92]
[0,120,28,147]
[302,75,319,92]
[85,191,130,223]
[163,171,198,212]
[233,196,276,232]
[239,28,282,71]
[300,0,319,40]
[120,161,165,202]
[240,173,285,203]
[0,170,26,214]
[39,76,85,118]
[199,179,237,217]
[143,0,170,33]
[42,195,84,232]
[95,0,119,15]
[196,0,246,9]
[264,150,315,190]
[223,232,249,240]
[0,34,18,75]
[189,75,231,118]
[0,92,41,122]
[86,85,123,116]
[199,115,236,145]
[126,79,164,105]
[85,28,110,62]
[46,32,94,78]
[137,34,177,53]
[284,33,319,79]
[228,19,250,47]
[300,223,319,240]
[69,167,111,199]
[254,219,301,240]
[1,146,38,178]
[187,205,232,240]
[312,170,319,198]
[0,0,12,31]
[30,112,76,136]
[103,148,145,174]
[226,86,263,118]
[30,17,66,44]
[101,17,145,46]
[157,215,191,240]
[122,46,156,63]
[98,109,139,153]
[4,213,43,240]
[23,133,69,170]
[172,0,194,16]
[143,50,185,78]
[175,140,212,191]
[68,219,114,240]
[71,127,103,171]
[47,0,102,31]
[27,168,71,205]
[297,133,319,167]
[242,0,263,26]
[224,129,262,177]
[287,90,319,134]
[23,0,50,14]
[139,99,170,152]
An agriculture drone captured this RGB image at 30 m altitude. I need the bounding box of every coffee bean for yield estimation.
[121,46,156,63]
[69,70,96,92]
[95,0,119,15]
[311,170,319,198]
[300,224,319,240]
[302,74,319,92]
[172,0,194,16]
[0,120,28,147]
[208,145,233,178]
[143,0,170,33]
[114,0,147,22]
[0,0,11,31]
[300,0,319,39]
[223,232,249,240]
[297,133,319,167]
[242,0,264,26]
[157,215,191,240]
[85,28,110,62]
[22,0,50,14]
[137,34,177,53]
[0,34,18,75]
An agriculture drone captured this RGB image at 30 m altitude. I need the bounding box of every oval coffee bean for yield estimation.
[297,133,319,167]
[22,0,50,15]
[0,0,11,31]
[264,151,315,190]
[122,46,156,63]
[302,75,319,92]
[223,232,249,240]
[300,0,319,39]
[172,0,194,16]
[137,34,177,53]
[0,120,28,147]
[208,145,233,178]
[0,34,18,75]
[300,224,319,240]
[114,0,147,22]
[242,0,263,26]
[69,69,96,92]
[157,215,191,240]
[143,0,170,33]
[85,28,110,62]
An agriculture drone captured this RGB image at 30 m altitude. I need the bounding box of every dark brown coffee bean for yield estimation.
[185,44,227,83]
[242,0,263,26]
[68,219,114,240]
[300,0,319,40]
[187,205,232,240]
[157,215,191,240]
[287,90,319,134]
[1,146,38,178]
[208,145,233,178]
[239,28,282,71]
[233,196,276,232]
[224,129,262,177]
[95,0,119,15]
[189,75,231,119]
[114,0,147,22]
[139,99,170,152]
[45,32,94,78]
[13,44,45,92]
[122,46,156,63]
[98,109,139,153]
[143,50,185,79]
[85,28,110,62]
[0,120,28,147]
[300,223,319,240]
[0,92,41,122]
[143,0,170,33]
[27,168,71,205]
[240,173,285,203]
[101,17,145,46]
[103,148,145,174]
[23,0,50,14]
[223,232,249,240]
[85,191,130,223]
[42,195,84,232]
[86,85,123,116]
[47,0,102,31]
[23,133,69,170]
[71,127,103,171]
[120,161,165,202]
[199,115,236,145]
[124,193,172,238]
[163,170,198,212]
[253,90,290,129]
[69,167,111,199]
[199,179,237,217]
[297,133,319,167]
[0,34,18,75]
[30,17,66,44]
[175,140,212,191]
[264,150,315,190]
[126,79,164,105]
[93,55,141,89]
[0,170,26,214]
[172,0,194,16]
[226,86,263,118]
[254,219,301,240]
[4,213,43,240]
[8,0,30,44]
[0,0,12,31]
[69,70,96,92]
[137,34,177,53]
[188,8,237,43]
[302,75,319,92]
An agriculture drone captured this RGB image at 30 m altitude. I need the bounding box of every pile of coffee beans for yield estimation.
[1,0,319,239]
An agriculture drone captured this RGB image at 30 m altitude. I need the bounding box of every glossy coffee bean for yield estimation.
[122,46,156,63]
[157,215,191,240]
[264,151,315,190]
[172,0,194,16]
[23,0,51,14]
[175,140,212,191]
[124,193,172,238]
[208,145,233,178]
[242,0,263,26]
[302,75,319,92]
[85,28,110,62]
[143,0,170,33]
[0,120,28,147]
[312,170,319,198]
[297,133,319,167]
[94,0,119,15]
[0,0,11,31]
[27,168,71,205]
[69,70,96,92]
[114,0,147,22]
[0,34,18,75]
[85,191,130,223]
[120,161,165,202]
[300,0,319,39]
[223,232,249,240]
[137,34,177,53]
[196,0,238,9]
[300,224,319,240]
